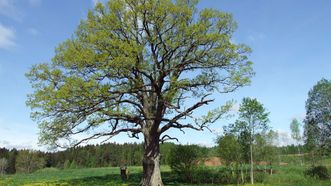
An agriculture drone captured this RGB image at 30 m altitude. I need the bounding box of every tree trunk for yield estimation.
[141,132,163,186]
[240,164,244,184]
[250,143,254,185]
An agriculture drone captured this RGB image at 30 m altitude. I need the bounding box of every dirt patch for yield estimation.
[257,161,268,166]
[203,157,222,166]
[279,162,288,166]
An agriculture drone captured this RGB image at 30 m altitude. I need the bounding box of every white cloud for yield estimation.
[292,113,306,122]
[0,140,36,150]
[0,0,23,21]
[0,23,16,49]
[28,0,41,6]
[276,129,295,146]
[27,27,39,36]
[247,33,266,43]
[0,117,40,150]
[0,140,9,145]
[230,103,240,112]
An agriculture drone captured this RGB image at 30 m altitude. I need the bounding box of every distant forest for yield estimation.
[0,142,305,174]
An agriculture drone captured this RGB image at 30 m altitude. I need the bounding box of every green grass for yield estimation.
[263,165,331,186]
[0,165,330,186]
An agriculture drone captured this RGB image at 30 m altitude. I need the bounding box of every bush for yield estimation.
[189,166,267,184]
[191,166,221,184]
[305,165,329,180]
[168,145,200,182]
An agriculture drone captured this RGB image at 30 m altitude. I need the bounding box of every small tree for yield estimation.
[218,134,241,166]
[255,131,277,175]
[15,150,45,173]
[70,160,77,169]
[0,158,8,175]
[168,145,200,182]
[63,160,70,169]
[235,97,269,185]
[217,134,243,183]
[290,118,303,165]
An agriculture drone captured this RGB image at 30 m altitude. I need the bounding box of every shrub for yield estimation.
[305,165,329,180]
[168,145,200,182]
[63,160,70,169]
[191,166,218,184]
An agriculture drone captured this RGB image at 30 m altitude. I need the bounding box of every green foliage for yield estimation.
[290,119,302,142]
[223,97,270,184]
[217,134,241,165]
[26,1,254,183]
[168,145,200,182]
[63,160,70,169]
[304,79,331,148]
[305,165,329,180]
[304,79,331,166]
[69,160,77,169]
[26,0,253,149]
[15,150,45,173]
[225,98,270,158]
[254,131,278,165]
[238,97,270,134]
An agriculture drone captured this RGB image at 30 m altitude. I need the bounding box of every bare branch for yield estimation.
[160,94,214,134]
[160,135,179,144]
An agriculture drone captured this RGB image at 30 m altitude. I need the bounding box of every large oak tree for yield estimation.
[26,0,253,185]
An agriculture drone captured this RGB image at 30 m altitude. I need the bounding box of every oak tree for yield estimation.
[26,0,253,185]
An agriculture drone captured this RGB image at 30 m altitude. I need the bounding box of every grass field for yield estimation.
[0,165,331,186]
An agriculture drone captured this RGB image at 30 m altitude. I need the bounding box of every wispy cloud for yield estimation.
[276,129,295,146]
[0,140,10,146]
[28,0,42,6]
[0,140,35,150]
[0,0,23,21]
[247,33,266,43]
[0,23,16,49]
[27,27,39,36]
[230,103,240,112]
[292,113,306,121]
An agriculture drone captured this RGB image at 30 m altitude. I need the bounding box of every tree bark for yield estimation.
[250,143,254,185]
[141,132,164,186]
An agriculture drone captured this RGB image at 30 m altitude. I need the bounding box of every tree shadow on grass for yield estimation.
[53,172,181,186]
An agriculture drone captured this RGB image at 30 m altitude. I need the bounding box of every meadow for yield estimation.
[1,165,330,186]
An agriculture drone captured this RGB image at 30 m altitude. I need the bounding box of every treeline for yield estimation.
[0,142,211,174]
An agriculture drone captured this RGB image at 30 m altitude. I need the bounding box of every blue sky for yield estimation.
[0,0,330,149]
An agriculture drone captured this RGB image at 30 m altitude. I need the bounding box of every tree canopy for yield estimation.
[26,0,253,185]
[232,97,269,185]
[304,78,331,151]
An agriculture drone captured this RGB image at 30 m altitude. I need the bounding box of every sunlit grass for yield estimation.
[0,165,330,186]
